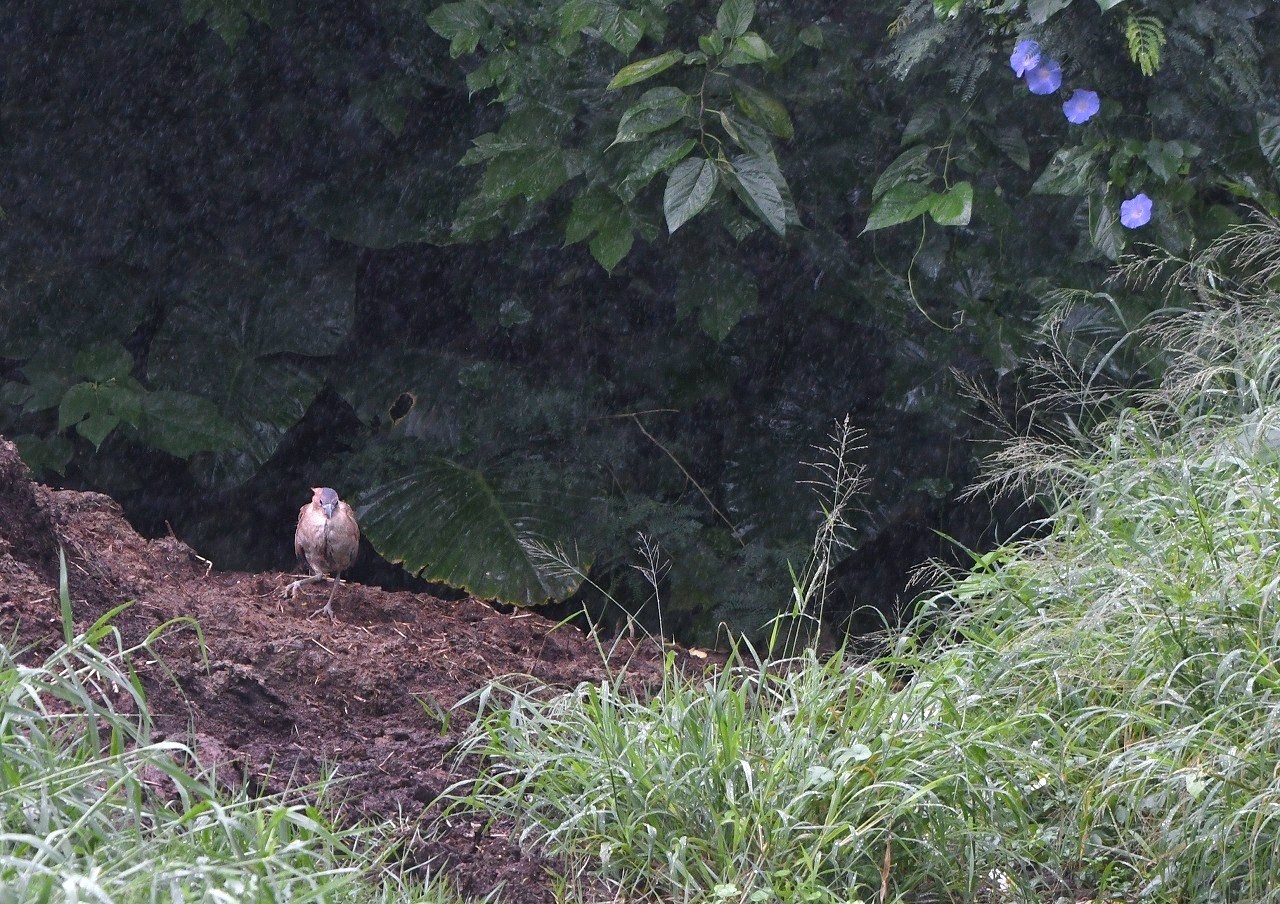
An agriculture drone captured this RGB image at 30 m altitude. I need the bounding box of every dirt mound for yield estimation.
[0,437,706,902]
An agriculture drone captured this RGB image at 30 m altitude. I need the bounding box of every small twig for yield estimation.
[629,413,743,545]
[310,638,337,656]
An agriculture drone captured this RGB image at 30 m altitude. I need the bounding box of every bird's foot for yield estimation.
[309,601,336,623]
[281,574,322,599]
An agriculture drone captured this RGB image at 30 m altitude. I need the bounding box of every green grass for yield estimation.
[0,555,460,904]
[450,226,1280,902]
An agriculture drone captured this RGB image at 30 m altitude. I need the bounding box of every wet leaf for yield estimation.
[729,153,787,236]
[607,51,682,90]
[614,87,693,144]
[862,182,933,232]
[359,459,585,605]
[731,81,794,139]
[716,0,754,39]
[928,181,972,227]
[664,157,718,233]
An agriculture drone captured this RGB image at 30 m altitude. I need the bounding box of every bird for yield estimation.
[282,486,360,621]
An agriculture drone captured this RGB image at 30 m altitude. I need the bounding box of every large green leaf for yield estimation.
[664,157,718,233]
[619,137,697,200]
[1089,191,1123,261]
[134,391,238,459]
[613,87,693,144]
[607,51,682,90]
[928,181,972,226]
[425,1,490,57]
[862,182,933,232]
[58,380,143,449]
[871,145,932,202]
[598,4,644,54]
[716,0,754,39]
[677,260,759,342]
[358,459,584,605]
[728,154,787,236]
[731,81,794,139]
[1032,145,1098,195]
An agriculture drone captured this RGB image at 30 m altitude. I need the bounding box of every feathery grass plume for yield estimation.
[450,216,1280,901]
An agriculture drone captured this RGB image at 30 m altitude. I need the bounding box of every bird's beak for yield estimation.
[322,501,337,518]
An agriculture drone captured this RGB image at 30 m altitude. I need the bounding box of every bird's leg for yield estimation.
[311,573,342,622]
[282,572,325,598]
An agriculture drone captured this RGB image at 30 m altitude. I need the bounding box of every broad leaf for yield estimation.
[135,391,238,459]
[1028,0,1072,23]
[1089,192,1123,261]
[872,145,932,202]
[358,459,584,605]
[590,222,634,272]
[565,188,635,271]
[558,0,602,37]
[425,1,489,57]
[613,87,693,144]
[928,181,973,226]
[664,157,718,233]
[607,51,682,90]
[716,0,754,38]
[59,381,143,449]
[620,137,697,199]
[678,260,759,342]
[724,32,773,65]
[74,341,133,382]
[1096,0,1127,9]
[990,125,1030,171]
[862,182,933,232]
[1258,115,1280,171]
[1032,145,1098,195]
[598,5,644,54]
[729,154,787,236]
[731,81,794,139]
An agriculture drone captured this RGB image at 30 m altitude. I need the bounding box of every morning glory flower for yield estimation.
[1010,40,1041,77]
[1120,193,1153,228]
[1025,58,1062,95]
[1062,89,1100,124]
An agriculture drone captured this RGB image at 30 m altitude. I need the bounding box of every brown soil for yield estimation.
[0,437,715,902]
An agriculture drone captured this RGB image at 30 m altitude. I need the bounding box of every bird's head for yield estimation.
[313,486,341,519]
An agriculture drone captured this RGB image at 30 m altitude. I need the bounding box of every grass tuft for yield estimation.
[0,553,460,903]
[451,223,1280,902]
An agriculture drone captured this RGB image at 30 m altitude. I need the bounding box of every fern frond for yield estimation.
[947,52,990,104]
[1125,13,1166,77]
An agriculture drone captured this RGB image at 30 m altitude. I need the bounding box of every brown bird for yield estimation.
[282,486,360,620]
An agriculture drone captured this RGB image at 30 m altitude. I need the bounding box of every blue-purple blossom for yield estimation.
[1026,59,1062,94]
[1010,40,1041,77]
[1062,89,1100,124]
[1120,193,1153,228]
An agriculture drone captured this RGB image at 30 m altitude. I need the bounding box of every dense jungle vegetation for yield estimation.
[3,0,1279,640]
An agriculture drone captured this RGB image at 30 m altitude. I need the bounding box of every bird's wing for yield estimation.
[294,503,312,564]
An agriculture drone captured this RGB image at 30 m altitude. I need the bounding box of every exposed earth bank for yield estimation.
[0,437,711,902]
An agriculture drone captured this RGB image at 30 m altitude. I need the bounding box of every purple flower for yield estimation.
[1025,59,1062,95]
[1120,193,1153,228]
[1010,40,1041,77]
[1062,89,1100,124]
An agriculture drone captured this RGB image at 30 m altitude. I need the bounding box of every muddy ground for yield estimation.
[0,437,717,902]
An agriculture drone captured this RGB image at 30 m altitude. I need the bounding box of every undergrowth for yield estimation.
[451,219,1280,902]
[0,553,458,904]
